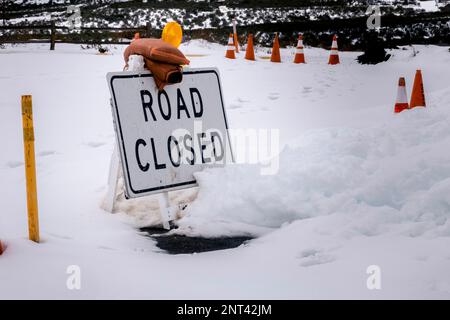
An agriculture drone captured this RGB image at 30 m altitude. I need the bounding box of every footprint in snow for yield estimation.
[229,97,251,110]
[237,97,250,103]
[98,245,116,251]
[6,160,24,168]
[86,141,106,148]
[302,86,312,94]
[38,150,56,157]
[228,103,242,110]
[298,248,336,267]
[268,93,280,100]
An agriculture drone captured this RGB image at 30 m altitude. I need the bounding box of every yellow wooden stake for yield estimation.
[21,95,40,243]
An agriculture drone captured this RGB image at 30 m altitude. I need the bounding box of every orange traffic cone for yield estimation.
[245,33,255,61]
[410,69,426,109]
[328,35,340,65]
[395,77,409,113]
[271,33,281,63]
[225,33,236,59]
[293,34,306,64]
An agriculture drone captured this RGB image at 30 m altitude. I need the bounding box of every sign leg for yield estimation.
[104,143,120,213]
[158,192,172,230]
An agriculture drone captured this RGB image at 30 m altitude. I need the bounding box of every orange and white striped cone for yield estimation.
[410,69,426,109]
[225,33,236,59]
[232,19,239,53]
[395,77,409,113]
[328,35,340,65]
[293,34,306,64]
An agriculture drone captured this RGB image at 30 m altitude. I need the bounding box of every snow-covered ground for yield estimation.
[0,41,450,299]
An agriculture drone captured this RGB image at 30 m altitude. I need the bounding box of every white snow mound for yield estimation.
[178,100,450,238]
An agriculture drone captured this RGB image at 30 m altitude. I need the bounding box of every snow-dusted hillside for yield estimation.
[0,40,449,299]
[1,0,445,29]
[3,1,450,52]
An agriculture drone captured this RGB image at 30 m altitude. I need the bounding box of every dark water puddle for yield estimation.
[141,225,253,254]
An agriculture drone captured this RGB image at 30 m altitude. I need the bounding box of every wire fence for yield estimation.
[0,22,154,49]
[1,10,450,50]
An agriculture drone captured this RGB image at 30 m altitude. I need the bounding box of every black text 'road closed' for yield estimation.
[107,68,232,198]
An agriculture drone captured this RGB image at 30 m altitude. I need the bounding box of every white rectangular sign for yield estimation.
[107,68,233,198]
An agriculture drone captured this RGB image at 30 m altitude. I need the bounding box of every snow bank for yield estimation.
[177,95,450,238]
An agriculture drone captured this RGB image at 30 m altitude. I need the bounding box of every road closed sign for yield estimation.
[107,68,233,198]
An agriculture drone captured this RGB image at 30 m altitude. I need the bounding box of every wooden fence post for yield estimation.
[50,21,56,50]
[21,95,40,243]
